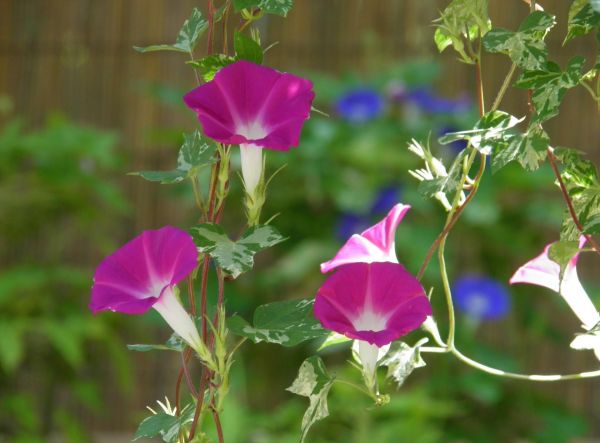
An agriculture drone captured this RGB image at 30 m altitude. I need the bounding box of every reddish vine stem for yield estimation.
[212,407,225,443]
[547,148,600,256]
[417,153,487,280]
[188,372,210,440]
[207,0,215,54]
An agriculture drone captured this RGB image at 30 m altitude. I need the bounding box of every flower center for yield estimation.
[352,309,388,332]
[237,120,267,141]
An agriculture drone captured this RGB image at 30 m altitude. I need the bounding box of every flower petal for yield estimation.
[510,237,599,330]
[321,204,410,273]
[184,60,314,151]
[90,226,198,315]
[314,262,431,347]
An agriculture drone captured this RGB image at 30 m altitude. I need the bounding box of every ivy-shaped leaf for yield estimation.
[561,186,600,240]
[234,32,264,64]
[133,403,195,442]
[233,0,294,16]
[188,54,237,82]
[439,110,523,156]
[317,332,351,351]
[515,56,586,123]
[565,0,600,43]
[132,131,217,184]
[190,224,286,278]
[228,298,327,346]
[134,8,208,53]
[491,126,549,173]
[127,333,186,353]
[287,356,335,443]
[434,0,491,64]
[554,147,599,188]
[379,340,427,388]
[482,11,556,70]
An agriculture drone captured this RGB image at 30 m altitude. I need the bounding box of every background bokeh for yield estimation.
[1,1,600,442]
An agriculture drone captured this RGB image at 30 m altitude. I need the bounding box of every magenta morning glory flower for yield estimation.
[321,203,410,273]
[510,237,600,358]
[90,226,202,351]
[183,60,315,196]
[314,262,431,373]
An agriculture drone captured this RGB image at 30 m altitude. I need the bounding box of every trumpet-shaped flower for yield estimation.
[510,237,600,359]
[335,88,385,123]
[453,275,510,321]
[90,226,202,351]
[321,204,410,273]
[314,262,431,372]
[183,60,314,196]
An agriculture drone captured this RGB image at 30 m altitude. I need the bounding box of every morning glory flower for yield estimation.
[90,226,202,351]
[335,88,385,123]
[510,237,600,359]
[183,60,314,196]
[314,262,431,376]
[321,203,410,273]
[452,275,510,320]
[370,186,402,215]
[404,88,470,114]
[336,213,370,241]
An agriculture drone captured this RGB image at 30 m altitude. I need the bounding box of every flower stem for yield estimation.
[491,63,517,112]
[335,378,376,400]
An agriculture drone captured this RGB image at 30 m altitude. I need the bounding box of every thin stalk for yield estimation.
[212,407,225,443]
[491,63,517,112]
[335,378,376,399]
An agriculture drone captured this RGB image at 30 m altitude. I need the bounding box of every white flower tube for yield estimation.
[240,143,264,196]
[153,286,202,352]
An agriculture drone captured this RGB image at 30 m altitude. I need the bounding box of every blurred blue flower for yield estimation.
[335,213,370,241]
[370,185,402,215]
[452,276,510,320]
[404,88,471,114]
[440,126,469,154]
[335,89,385,123]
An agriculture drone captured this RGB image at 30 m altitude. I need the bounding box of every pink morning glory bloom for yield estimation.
[183,60,314,195]
[315,261,431,348]
[90,226,202,351]
[510,237,600,359]
[321,204,410,273]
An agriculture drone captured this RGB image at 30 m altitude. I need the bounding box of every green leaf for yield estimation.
[287,356,335,443]
[190,223,286,278]
[561,186,600,240]
[132,130,217,184]
[491,126,549,172]
[554,147,599,188]
[317,332,351,351]
[134,8,208,53]
[592,0,600,13]
[127,334,186,353]
[515,56,586,123]
[228,298,327,346]
[482,11,556,70]
[233,0,294,16]
[548,240,581,284]
[379,340,427,388]
[439,110,523,155]
[188,54,237,82]
[434,0,491,64]
[234,32,264,64]
[565,0,600,43]
[133,403,195,442]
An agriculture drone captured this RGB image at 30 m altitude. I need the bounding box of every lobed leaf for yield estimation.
[127,334,186,353]
[482,11,556,70]
[188,54,237,82]
[565,0,600,43]
[228,298,327,346]
[134,8,208,54]
[491,127,549,173]
[234,32,264,64]
[131,130,217,184]
[287,356,335,443]
[133,403,195,442]
[548,240,581,284]
[190,223,286,278]
[379,340,427,388]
